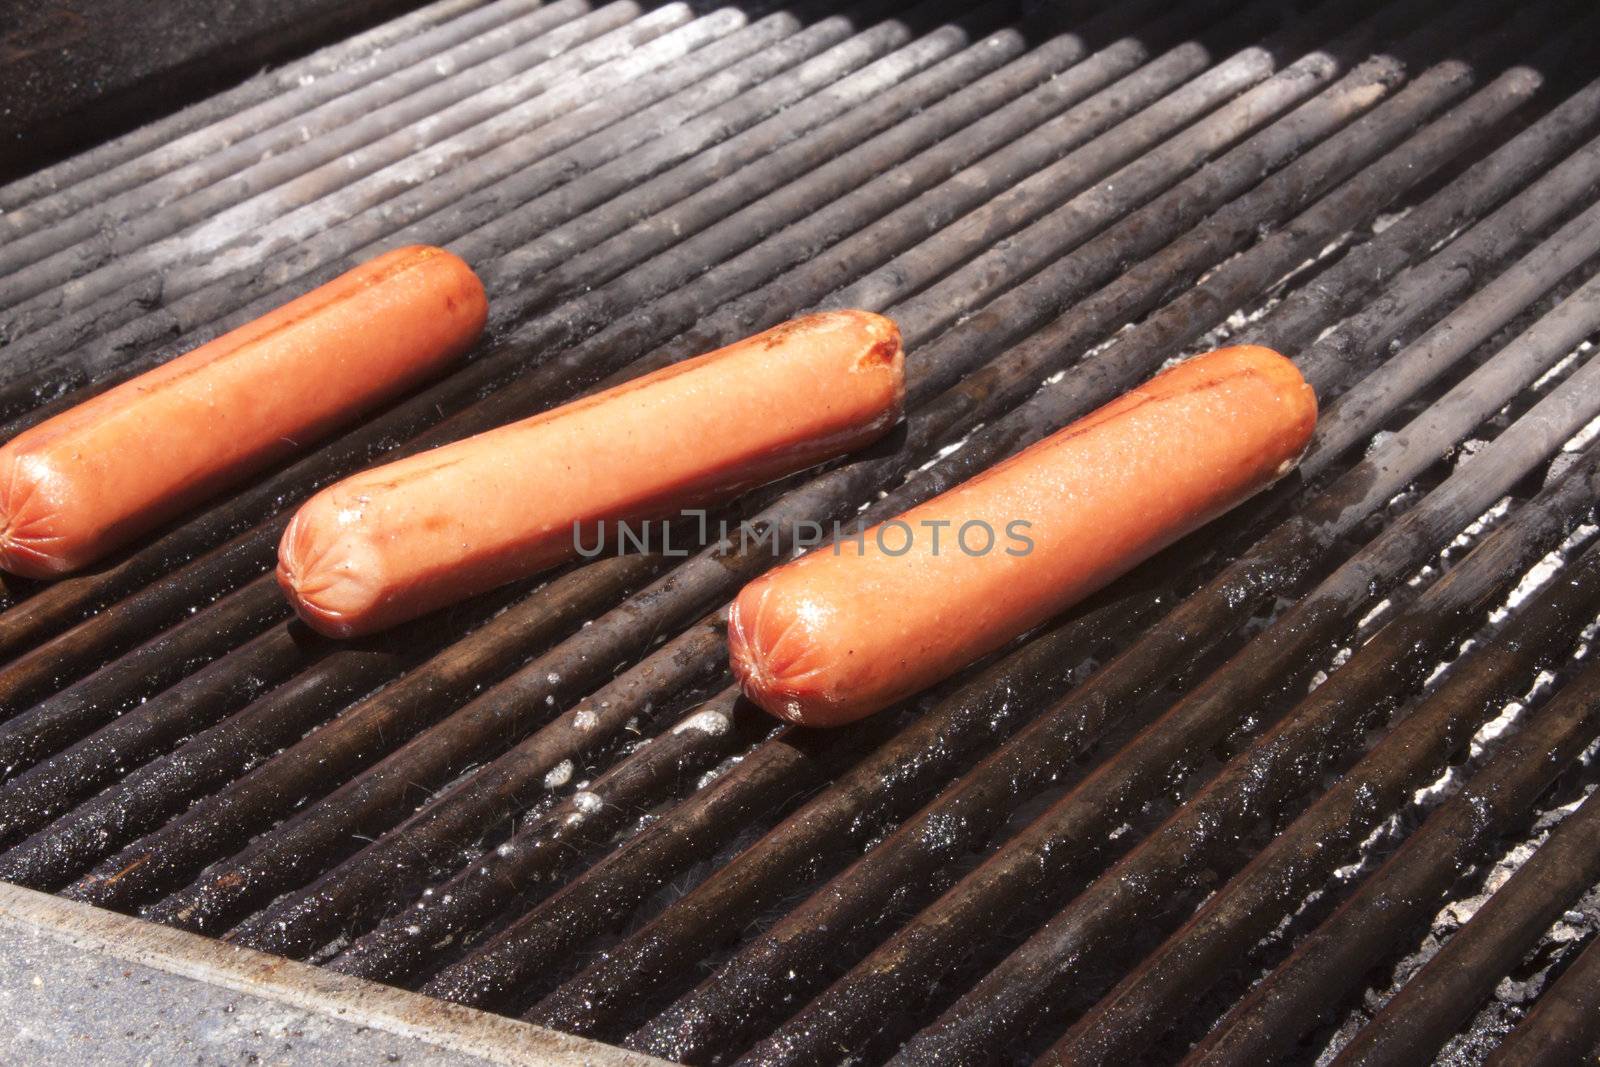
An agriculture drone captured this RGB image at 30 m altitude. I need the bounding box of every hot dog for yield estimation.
[0,246,486,578]
[277,310,904,638]
[729,345,1317,727]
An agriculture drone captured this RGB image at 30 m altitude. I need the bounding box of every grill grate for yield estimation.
[1,0,1599,1064]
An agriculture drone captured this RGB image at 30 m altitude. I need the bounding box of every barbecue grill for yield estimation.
[2,0,1599,1063]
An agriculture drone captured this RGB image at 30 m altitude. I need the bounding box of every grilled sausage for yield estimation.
[0,246,486,578]
[278,310,904,638]
[729,345,1317,726]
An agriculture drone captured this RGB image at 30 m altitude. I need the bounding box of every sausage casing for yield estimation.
[278,310,904,637]
[729,345,1318,726]
[0,245,486,577]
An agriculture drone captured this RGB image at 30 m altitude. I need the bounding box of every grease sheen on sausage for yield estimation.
[278,310,904,638]
[0,246,486,578]
[729,345,1317,727]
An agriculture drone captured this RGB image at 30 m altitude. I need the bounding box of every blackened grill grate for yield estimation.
[1,0,1598,1064]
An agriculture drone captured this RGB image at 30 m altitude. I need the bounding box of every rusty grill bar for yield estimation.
[2,0,1599,1063]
